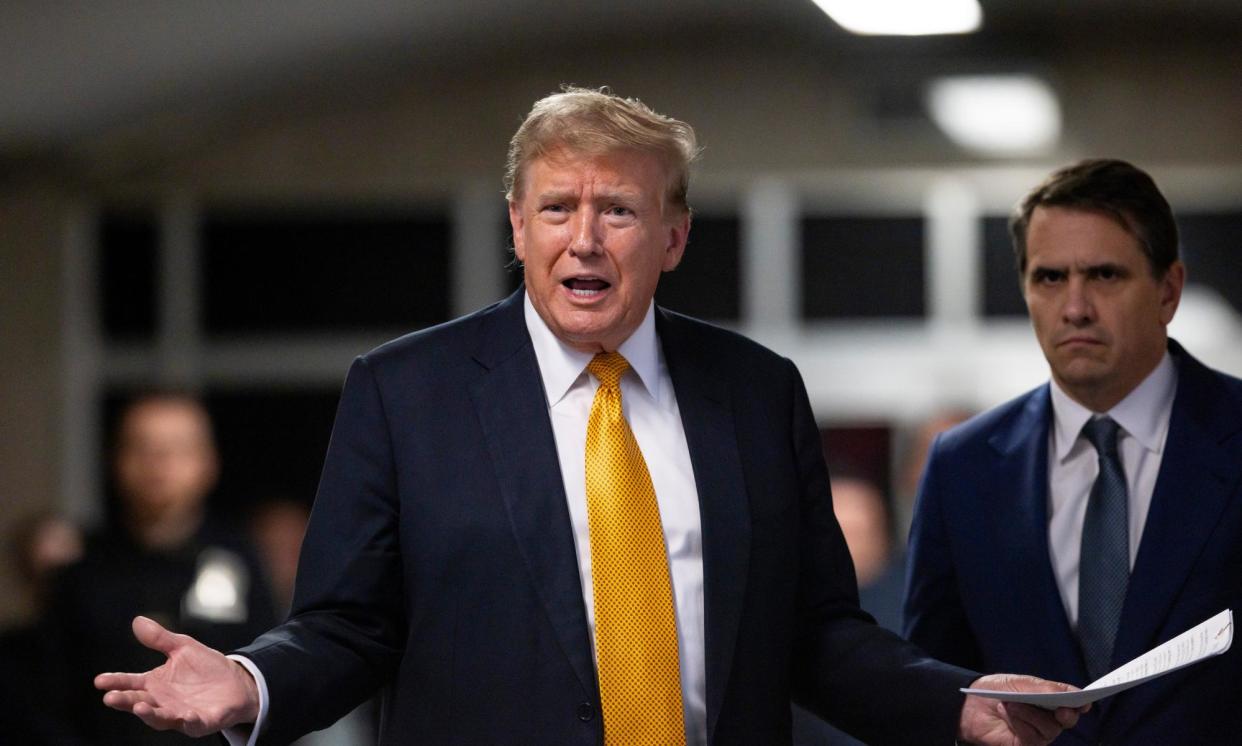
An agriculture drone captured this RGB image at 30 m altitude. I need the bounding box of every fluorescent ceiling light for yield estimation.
[812,0,982,36]
[926,74,1062,155]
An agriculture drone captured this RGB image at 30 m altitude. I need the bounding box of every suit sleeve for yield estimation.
[785,362,977,746]
[235,356,404,745]
[903,433,984,671]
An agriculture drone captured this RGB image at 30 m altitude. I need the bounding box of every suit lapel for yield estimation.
[1112,347,1242,667]
[657,309,750,743]
[989,387,1089,684]
[467,291,598,697]
[469,299,757,725]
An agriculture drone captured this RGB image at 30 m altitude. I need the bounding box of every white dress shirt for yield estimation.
[230,295,708,746]
[524,294,708,745]
[1047,352,1177,627]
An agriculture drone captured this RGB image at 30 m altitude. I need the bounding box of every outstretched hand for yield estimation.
[958,673,1089,746]
[94,616,260,737]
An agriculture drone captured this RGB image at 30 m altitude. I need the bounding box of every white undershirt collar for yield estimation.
[523,293,662,407]
[1050,351,1177,463]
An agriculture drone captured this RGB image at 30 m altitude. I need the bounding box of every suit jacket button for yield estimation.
[577,702,594,721]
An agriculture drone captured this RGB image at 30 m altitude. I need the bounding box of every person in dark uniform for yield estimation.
[50,393,276,744]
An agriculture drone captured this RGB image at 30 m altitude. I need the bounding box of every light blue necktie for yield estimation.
[1078,416,1130,682]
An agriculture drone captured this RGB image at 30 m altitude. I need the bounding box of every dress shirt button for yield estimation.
[576,701,594,721]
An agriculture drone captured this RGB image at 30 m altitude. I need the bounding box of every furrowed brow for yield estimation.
[536,188,577,203]
[1084,262,1129,276]
[594,187,644,204]
[1027,262,1067,277]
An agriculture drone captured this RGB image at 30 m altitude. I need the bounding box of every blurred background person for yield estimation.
[9,511,84,609]
[249,497,311,615]
[892,410,974,544]
[248,496,379,746]
[48,393,276,744]
[792,470,905,745]
[0,511,87,745]
[830,472,904,632]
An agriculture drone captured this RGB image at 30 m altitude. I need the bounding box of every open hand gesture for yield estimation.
[94,616,260,737]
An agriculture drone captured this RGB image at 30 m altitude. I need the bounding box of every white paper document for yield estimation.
[961,609,1233,710]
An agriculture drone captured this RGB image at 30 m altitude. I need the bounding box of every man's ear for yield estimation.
[661,210,691,273]
[509,200,526,263]
[1159,260,1186,325]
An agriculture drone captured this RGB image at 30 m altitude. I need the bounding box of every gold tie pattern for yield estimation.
[585,352,686,746]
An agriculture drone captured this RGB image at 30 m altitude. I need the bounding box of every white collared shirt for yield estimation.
[1047,352,1178,627]
[524,294,707,745]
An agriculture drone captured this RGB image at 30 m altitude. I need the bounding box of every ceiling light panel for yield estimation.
[812,0,982,36]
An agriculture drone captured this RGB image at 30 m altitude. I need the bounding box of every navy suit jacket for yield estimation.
[904,341,1242,745]
[239,290,974,745]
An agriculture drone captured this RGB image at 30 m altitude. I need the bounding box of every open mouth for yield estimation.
[562,277,612,298]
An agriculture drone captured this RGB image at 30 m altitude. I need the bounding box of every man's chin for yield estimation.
[552,323,617,353]
[1053,347,1109,372]
[1051,363,1112,399]
[547,310,634,352]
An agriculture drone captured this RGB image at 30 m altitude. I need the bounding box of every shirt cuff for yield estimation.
[222,654,269,746]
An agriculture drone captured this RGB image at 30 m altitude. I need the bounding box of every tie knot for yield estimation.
[588,352,630,390]
[1082,416,1121,458]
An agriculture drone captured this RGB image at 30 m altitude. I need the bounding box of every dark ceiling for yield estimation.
[3,1,1240,160]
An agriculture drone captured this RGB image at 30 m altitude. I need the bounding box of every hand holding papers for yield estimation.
[962,609,1233,709]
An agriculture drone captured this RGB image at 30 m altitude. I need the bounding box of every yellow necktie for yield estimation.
[585,352,686,746]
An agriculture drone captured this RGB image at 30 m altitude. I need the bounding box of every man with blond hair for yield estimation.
[99,88,1082,745]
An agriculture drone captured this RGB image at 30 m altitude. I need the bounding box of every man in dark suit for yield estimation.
[97,87,1082,745]
[904,159,1242,744]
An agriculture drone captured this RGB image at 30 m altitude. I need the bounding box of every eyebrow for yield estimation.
[533,188,576,203]
[535,186,646,205]
[1083,262,1130,275]
[1027,261,1129,276]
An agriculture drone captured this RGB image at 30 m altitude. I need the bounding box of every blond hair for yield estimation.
[504,86,699,212]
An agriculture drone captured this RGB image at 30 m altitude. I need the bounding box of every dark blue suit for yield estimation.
[904,341,1242,745]
[238,290,974,745]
